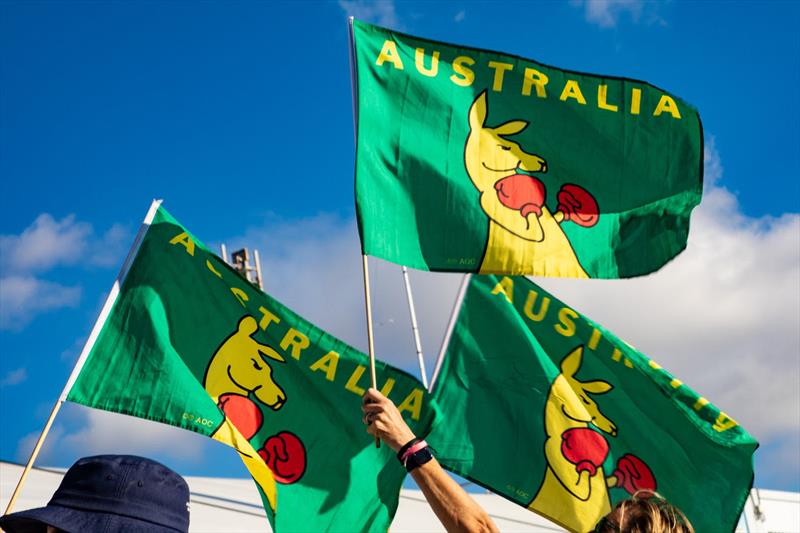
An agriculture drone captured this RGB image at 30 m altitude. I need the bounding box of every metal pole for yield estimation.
[349,20,377,447]
[254,249,264,290]
[401,266,428,388]
[220,243,228,265]
[428,274,471,392]
[4,400,63,514]
[4,199,163,514]
[361,255,380,448]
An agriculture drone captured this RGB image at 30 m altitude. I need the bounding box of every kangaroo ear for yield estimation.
[468,91,488,130]
[260,346,285,363]
[582,380,613,395]
[494,120,528,136]
[560,346,583,378]
[238,316,259,336]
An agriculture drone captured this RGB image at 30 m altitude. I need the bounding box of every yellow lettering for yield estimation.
[231,287,249,307]
[258,306,280,331]
[523,290,550,322]
[611,348,622,362]
[670,378,683,388]
[648,360,662,370]
[415,48,439,77]
[376,40,404,69]
[588,328,602,350]
[280,328,309,360]
[559,80,586,104]
[345,365,368,395]
[597,85,618,112]
[491,276,514,304]
[693,397,709,411]
[206,259,222,278]
[630,88,642,115]
[449,56,475,86]
[397,388,424,421]
[653,94,681,118]
[488,61,513,92]
[712,412,739,433]
[522,68,548,97]
[380,378,396,397]
[624,358,634,368]
[169,232,195,256]
[309,351,339,382]
[554,307,578,337]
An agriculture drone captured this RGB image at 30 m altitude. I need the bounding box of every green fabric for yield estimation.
[429,275,756,533]
[352,19,703,278]
[66,205,437,532]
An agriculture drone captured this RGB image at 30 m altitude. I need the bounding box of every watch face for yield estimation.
[407,447,434,471]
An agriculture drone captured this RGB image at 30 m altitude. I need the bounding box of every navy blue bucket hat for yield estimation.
[0,455,190,533]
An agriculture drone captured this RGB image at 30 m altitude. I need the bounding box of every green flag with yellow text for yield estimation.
[63,204,438,532]
[428,275,756,533]
[351,19,703,278]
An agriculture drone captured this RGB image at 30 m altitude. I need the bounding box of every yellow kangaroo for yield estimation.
[204,315,286,410]
[201,315,288,512]
[529,347,616,532]
[464,91,595,277]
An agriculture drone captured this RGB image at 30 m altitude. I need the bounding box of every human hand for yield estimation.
[362,388,417,452]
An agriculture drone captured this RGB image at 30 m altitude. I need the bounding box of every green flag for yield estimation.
[62,203,437,532]
[428,275,756,533]
[351,19,703,278]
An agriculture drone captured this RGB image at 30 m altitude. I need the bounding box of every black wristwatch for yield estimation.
[404,446,434,472]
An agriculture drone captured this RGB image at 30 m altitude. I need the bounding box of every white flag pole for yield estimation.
[401,266,428,388]
[347,17,379,447]
[428,274,471,393]
[4,199,162,515]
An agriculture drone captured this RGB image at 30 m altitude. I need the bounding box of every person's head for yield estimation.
[593,490,694,533]
[0,455,190,533]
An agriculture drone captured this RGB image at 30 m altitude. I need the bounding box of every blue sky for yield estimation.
[1,0,798,504]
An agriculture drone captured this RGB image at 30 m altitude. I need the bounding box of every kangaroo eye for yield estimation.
[498,144,511,151]
[251,358,263,371]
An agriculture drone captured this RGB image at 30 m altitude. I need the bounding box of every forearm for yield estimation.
[410,458,498,533]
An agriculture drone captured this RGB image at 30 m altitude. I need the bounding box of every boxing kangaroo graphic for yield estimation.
[204,316,306,484]
[529,347,655,531]
[464,91,599,277]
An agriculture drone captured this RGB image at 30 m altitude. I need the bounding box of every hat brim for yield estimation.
[0,504,184,533]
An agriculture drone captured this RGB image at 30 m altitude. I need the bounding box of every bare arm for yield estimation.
[362,388,498,533]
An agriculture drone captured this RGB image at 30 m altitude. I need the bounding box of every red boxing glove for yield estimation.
[258,431,307,484]
[612,454,657,495]
[494,174,547,218]
[561,428,609,477]
[218,393,263,440]
[557,184,599,227]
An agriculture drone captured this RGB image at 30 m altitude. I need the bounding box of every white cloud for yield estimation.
[0,214,91,273]
[0,276,81,331]
[0,214,129,332]
[0,214,131,274]
[570,0,667,28]
[16,405,207,465]
[0,368,28,387]
[339,0,400,29]
[454,10,466,23]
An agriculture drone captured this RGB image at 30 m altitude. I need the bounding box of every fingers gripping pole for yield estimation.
[4,400,63,514]
[361,255,380,448]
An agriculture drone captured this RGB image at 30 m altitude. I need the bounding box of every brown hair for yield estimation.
[594,491,694,533]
